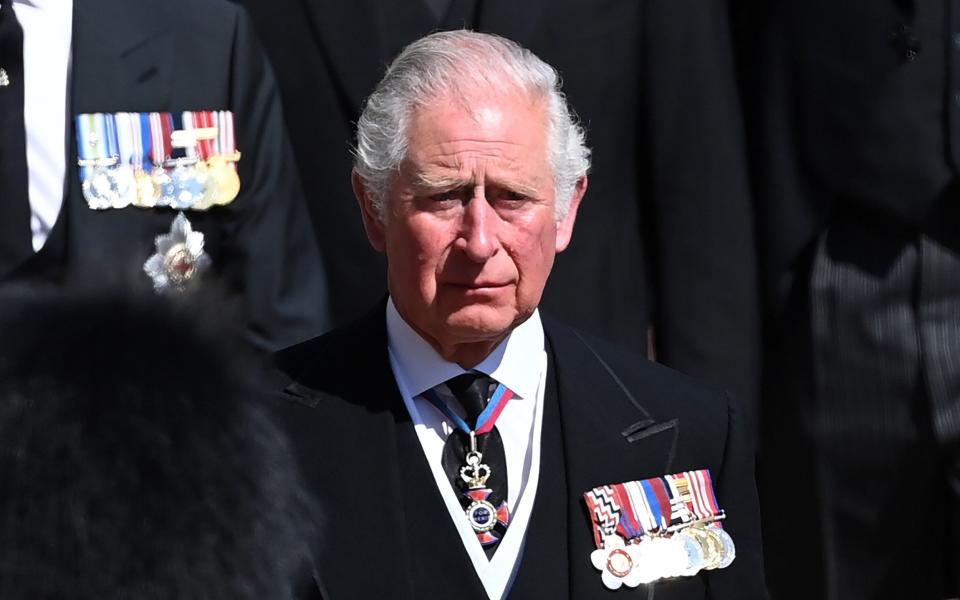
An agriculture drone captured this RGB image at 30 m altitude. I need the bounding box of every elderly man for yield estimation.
[273,31,765,599]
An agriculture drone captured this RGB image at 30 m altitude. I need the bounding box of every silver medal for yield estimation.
[143,212,211,293]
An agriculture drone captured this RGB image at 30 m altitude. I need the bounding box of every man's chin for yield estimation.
[440,304,518,342]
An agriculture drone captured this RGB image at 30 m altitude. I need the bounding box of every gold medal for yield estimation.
[693,524,724,570]
[206,152,241,206]
[192,160,217,210]
[711,526,736,569]
[675,529,707,575]
[133,168,158,207]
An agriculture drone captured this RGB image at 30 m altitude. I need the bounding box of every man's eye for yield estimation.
[429,190,461,202]
[496,190,529,203]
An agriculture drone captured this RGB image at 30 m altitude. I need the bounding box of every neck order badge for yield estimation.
[424,379,514,546]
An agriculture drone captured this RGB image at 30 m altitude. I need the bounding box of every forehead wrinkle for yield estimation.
[410,144,501,183]
[412,144,550,194]
[410,165,546,200]
[419,139,526,166]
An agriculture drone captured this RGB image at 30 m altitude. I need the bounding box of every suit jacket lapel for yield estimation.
[507,345,570,599]
[546,321,679,492]
[276,304,416,599]
[279,300,486,598]
[72,0,173,112]
[545,320,678,599]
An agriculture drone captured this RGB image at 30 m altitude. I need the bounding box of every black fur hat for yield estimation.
[0,286,314,599]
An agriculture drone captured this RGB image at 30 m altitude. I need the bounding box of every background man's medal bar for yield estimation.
[75,110,241,211]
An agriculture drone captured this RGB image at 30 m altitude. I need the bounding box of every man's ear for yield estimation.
[555,175,587,253]
[352,169,386,252]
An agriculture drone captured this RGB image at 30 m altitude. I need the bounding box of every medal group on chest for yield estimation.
[75,110,240,211]
[583,470,736,590]
[73,110,244,293]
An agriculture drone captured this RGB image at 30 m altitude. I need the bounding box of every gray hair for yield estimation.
[353,30,591,220]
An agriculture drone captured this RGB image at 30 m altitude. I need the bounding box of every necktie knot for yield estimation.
[445,373,493,423]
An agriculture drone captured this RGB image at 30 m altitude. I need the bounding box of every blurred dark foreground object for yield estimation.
[0,287,316,599]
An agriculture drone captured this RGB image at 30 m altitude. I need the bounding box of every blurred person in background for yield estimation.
[0,0,329,352]
[732,0,960,597]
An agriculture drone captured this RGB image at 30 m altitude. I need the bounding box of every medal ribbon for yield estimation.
[663,474,691,526]
[583,485,622,548]
[214,110,239,174]
[148,112,171,166]
[75,113,113,177]
[130,113,147,172]
[610,484,643,540]
[584,470,727,549]
[114,112,135,168]
[641,478,672,530]
[217,110,236,156]
[700,470,721,514]
[137,113,152,172]
[422,380,514,435]
[103,112,119,163]
[677,472,706,521]
[669,470,723,525]
[169,112,187,160]
[76,113,97,180]
[626,480,656,533]
[182,111,198,160]
[196,110,216,159]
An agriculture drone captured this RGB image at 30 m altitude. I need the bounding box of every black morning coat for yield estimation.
[270,301,767,599]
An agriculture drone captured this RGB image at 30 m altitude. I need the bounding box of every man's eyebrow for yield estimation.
[411,171,469,190]
[411,171,545,198]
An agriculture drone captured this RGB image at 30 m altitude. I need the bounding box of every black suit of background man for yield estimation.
[1,0,330,352]
[732,0,960,598]
[238,0,760,418]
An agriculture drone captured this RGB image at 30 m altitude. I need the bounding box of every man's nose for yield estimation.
[457,191,498,262]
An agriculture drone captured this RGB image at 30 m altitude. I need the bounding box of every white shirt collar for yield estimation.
[385,297,544,402]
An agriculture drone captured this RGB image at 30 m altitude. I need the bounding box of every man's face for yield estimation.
[356,88,584,357]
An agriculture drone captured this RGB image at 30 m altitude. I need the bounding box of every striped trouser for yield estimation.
[762,213,960,600]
